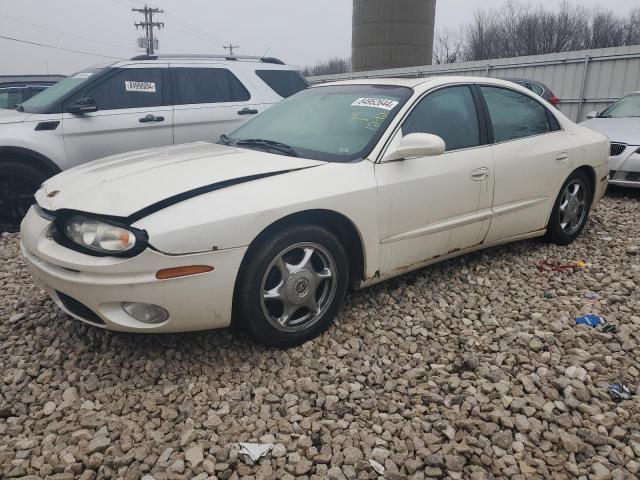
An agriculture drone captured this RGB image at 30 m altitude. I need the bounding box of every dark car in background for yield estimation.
[503,78,560,107]
[0,75,65,109]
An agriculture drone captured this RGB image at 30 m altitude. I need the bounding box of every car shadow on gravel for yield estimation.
[605,185,640,200]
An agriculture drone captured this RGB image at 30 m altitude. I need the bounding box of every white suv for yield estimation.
[0,54,307,231]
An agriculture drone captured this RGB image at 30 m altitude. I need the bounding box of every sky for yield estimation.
[0,0,638,75]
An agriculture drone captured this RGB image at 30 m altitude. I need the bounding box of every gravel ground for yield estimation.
[1,187,639,480]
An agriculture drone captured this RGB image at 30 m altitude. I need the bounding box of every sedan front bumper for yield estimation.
[20,207,246,333]
[609,146,640,188]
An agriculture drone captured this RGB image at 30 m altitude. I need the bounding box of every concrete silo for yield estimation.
[352,0,437,72]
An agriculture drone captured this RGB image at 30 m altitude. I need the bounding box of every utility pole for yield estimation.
[223,43,240,56]
[133,5,164,55]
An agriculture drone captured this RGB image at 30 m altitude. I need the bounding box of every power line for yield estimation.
[0,34,123,59]
[0,13,130,51]
[107,0,223,43]
[163,12,223,43]
[107,0,225,51]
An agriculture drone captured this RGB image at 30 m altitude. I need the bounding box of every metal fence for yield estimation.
[307,45,640,122]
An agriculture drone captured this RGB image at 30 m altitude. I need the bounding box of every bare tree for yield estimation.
[624,8,640,46]
[438,0,640,64]
[433,28,464,64]
[303,57,351,77]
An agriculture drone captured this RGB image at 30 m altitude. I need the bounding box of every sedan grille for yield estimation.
[56,291,105,325]
[610,143,627,157]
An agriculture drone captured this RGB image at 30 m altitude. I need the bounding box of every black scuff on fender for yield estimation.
[126,166,318,223]
[39,166,321,257]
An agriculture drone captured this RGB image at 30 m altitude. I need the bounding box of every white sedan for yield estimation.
[582,91,640,188]
[21,77,610,347]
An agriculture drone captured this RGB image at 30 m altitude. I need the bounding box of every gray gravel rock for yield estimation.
[1,190,640,478]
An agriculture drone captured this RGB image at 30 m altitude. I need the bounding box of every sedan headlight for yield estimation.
[55,214,148,257]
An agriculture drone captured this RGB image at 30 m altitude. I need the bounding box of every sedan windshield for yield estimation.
[227,84,413,162]
[599,94,640,118]
[19,69,102,113]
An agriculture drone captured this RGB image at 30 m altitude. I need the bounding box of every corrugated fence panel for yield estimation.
[307,45,640,122]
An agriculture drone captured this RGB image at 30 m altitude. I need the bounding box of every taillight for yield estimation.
[549,95,560,106]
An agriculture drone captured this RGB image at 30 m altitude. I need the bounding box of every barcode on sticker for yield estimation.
[125,81,156,93]
[351,97,399,111]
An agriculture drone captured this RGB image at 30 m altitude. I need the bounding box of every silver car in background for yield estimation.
[582,91,640,188]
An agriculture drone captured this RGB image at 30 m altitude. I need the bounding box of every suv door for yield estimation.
[62,65,173,167]
[170,65,263,144]
[479,85,575,243]
[375,85,494,274]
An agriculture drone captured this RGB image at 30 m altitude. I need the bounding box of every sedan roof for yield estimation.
[312,76,526,91]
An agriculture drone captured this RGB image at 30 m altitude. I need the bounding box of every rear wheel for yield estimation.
[0,161,48,233]
[235,224,349,347]
[545,170,591,245]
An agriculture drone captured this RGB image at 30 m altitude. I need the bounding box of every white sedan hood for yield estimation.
[581,117,640,145]
[36,142,326,218]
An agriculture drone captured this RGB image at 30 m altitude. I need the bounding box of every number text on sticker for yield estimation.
[351,97,399,111]
[125,81,157,93]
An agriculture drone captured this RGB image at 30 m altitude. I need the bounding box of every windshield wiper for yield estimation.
[10,104,24,112]
[219,134,234,146]
[235,138,299,157]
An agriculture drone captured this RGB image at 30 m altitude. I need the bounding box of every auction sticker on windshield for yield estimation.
[351,97,399,111]
[125,81,157,93]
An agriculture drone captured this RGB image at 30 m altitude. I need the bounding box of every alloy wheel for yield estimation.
[260,242,338,333]
[559,179,587,235]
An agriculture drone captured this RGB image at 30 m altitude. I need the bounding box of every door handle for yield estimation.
[556,152,570,162]
[139,114,164,123]
[471,167,489,181]
[238,108,259,116]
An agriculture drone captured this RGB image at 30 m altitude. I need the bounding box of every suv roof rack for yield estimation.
[129,54,285,65]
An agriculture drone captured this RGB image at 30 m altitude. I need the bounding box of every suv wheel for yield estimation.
[0,161,48,233]
[235,224,349,347]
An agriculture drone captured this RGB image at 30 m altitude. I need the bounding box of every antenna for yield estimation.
[223,43,240,56]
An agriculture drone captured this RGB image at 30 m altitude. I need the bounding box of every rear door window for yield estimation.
[85,68,165,110]
[172,68,251,104]
[255,70,308,98]
[480,86,553,143]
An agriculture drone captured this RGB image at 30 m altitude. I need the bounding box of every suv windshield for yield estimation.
[599,94,640,118]
[227,84,413,162]
[19,69,102,113]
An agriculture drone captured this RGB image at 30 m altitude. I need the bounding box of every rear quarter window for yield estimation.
[255,70,308,98]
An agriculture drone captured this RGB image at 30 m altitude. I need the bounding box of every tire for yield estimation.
[0,161,49,233]
[235,224,349,347]
[544,170,592,246]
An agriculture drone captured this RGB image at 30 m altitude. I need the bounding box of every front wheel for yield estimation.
[544,170,592,245]
[235,224,349,347]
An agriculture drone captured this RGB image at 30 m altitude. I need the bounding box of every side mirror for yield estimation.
[67,96,97,115]
[386,133,446,161]
[586,111,598,120]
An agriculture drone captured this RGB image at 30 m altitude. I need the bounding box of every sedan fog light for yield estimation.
[122,302,169,324]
